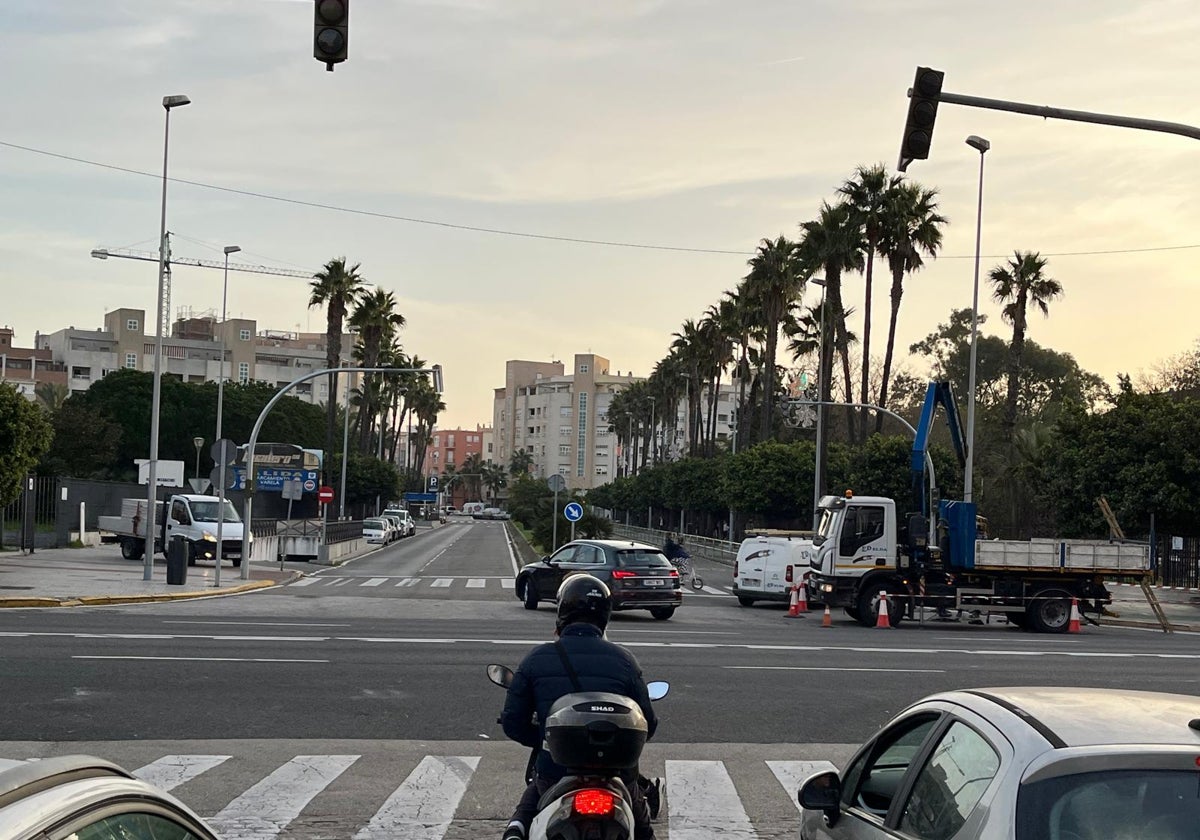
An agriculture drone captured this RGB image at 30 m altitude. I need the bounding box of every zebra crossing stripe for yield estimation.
[290,578,318,587]
[501,579,515,589]
[133,754,230,792]
[765,760,839,813]
[208,754,359,840]
[699,585,728,595]
[333,578,354,587]
[666,760,758,839]
[396,578,419,587]
[431,579,453,588]
[363,578,388,587]
[465,579,486,589]
[352,755,479,840]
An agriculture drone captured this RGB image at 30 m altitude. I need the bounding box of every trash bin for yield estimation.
[167,535,189,586]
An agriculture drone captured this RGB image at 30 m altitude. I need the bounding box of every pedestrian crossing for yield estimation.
[289,575,733,596]
[85,749,840,839]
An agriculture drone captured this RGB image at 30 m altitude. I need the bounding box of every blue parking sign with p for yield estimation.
[427,475,439,493]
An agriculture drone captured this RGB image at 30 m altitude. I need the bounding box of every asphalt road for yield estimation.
[3,519,1198,746]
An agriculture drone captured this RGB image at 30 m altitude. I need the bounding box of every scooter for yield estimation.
[487,664,668,840]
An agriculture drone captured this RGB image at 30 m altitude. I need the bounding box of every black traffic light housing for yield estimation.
[314,0,349,70]
[897,67,944,171]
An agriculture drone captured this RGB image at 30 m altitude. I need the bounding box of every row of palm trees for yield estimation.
[441,452,509,505]
[308,257,445,476]
[604,163,1064,475]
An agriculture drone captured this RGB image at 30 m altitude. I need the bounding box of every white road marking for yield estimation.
[161,621,351,627]
[666,760,757,839]
[333,578,354,587]
[700,585,728,595]
[431,579,453,588]
[74,656,329,663]
[766,760,839,813]
[209,754,359,840]
[726,665,945,673]
[134,754,231,792]
[353,755,479,840]
[503,525,520,576]
[289,578,318,587]
[363,578,388,587]
[500,579,515,589]
[466,579,486,588]
[396,578,420,587]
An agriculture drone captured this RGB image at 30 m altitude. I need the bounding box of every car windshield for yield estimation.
[363,519,385,529]
[813,508,838,546]
[188,500,241,523]
[616,549,672,568]
[1017,768,1200,840]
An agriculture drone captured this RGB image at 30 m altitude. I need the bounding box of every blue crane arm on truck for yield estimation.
[910,380,968,517]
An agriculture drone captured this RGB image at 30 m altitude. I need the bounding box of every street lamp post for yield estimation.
[213,244,239,588]
[339,364,354,519]
[142,93,190,581]
[810,277,828,531]
[192,437,203,482]
[964,135,990,504]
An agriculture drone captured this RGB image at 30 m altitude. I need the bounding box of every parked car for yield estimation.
[796,686,1200,840]
[514,539,683,620]
[362,517,391,545]
[0,754,220,840]
[382,508,416,537]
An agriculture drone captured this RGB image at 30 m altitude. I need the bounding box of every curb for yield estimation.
[1098,617,1198,633]
[0,573,298,609]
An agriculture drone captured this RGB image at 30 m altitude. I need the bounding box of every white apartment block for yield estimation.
[37,308,354,405]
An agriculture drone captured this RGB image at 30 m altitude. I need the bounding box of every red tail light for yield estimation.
[611,570,637,579]
[667,569,679,577]
[573,788,616,816]
[786,564,793,583]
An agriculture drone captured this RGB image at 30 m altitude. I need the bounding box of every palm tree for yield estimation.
[509,448,534,478]
[799,203,865,440]
[34,382,68,411]
[459,452,485,502]
[309,257,366,468]
[716,288,762,450]
[839,164,901,436]
[349,287,406,452]
[670,322,705,455]
[482,461,508,503]
[408,376,446,476]
[742,236,806,441]
[700,304,735,455]
[876,181,946,432]
[988,251,1063,431]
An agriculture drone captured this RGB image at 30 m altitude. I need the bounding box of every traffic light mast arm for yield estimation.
[935,90,1200,142]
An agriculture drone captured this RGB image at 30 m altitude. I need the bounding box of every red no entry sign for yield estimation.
[318,485,335,504]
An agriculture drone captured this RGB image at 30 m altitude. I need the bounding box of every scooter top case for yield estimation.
[543,692,648,771]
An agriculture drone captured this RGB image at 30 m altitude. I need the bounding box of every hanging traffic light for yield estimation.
[314,0,349,70]
[897,66,944,171]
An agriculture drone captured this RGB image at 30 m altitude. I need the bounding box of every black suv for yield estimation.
[515,539,684,620]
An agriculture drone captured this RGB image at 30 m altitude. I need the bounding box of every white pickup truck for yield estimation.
[98,494,246,566]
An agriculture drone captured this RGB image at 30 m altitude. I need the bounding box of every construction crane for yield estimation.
[91,233,314,337]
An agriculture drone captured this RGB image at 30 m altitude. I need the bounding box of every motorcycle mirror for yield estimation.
[647,681,669,701]
[486,664,514,688]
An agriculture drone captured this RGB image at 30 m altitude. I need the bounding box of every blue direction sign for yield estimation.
[563,502,584,522]
[405,492,438,503]
[232,468,318,492]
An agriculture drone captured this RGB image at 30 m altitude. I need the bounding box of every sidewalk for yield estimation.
[0,544,299,608]
[1100,582,1200,632]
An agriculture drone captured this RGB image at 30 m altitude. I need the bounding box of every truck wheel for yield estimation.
[856,583,905,628]
[737,596,755,607]
[120,538,143,561]
[650,607,675,620]
[522,579,539,610]
[1028,588,1072,634]
[843,605,861,621]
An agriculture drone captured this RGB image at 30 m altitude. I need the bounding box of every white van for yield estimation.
[732,533,814,607]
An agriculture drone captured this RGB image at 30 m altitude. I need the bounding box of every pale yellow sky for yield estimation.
[2,0,1198,428]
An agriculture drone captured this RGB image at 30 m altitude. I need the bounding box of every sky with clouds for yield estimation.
[2,0,1198,428]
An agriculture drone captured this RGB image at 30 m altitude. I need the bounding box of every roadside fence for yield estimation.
[611,524,738,567]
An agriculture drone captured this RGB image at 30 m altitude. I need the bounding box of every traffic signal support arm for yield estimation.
[932,89,1200,142]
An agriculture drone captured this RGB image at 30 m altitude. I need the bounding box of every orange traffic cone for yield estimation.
[875,591,892,629]
[794,580,808,613]
[821,605,832,627]
[1068,597,1082,633]
[786,585,801,617]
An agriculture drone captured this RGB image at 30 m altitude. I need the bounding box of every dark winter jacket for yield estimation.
[500,622,657,780]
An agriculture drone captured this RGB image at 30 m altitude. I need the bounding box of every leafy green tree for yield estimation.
[0,384,53,507]
[722,441,813,522]
[41,400,121,478]
[349,286,406,453]
[325,454,401,514]
[309,257,366,468]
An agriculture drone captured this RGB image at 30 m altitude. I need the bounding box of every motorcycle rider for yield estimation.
[500,574,658,840]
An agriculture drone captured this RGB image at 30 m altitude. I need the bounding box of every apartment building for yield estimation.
[36,309,353,405]
[0,326,67,399]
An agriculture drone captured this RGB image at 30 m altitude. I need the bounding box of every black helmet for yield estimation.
[556,573,613,632]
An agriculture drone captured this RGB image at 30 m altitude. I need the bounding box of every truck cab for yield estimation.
[808,494,908,625]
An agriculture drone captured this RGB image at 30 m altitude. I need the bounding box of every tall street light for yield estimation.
[810,276,827,531]
[213,244,239,588]
[964,135,990,504]
[142,93,190,581]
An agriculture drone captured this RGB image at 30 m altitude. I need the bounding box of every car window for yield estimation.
[551,546,577,564]
[64,811,203,840]
[899,721,1000,840]
[1017,768,1200,840]
[845,713,940,821]
[616,549,672,568]
[170,500,190,524]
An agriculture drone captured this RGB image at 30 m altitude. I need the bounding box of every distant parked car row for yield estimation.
[472,507,510,520]
[363,509,417,544]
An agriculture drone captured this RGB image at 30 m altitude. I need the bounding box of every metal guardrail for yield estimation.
[324,519,364,545]
[611,525,739,567]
